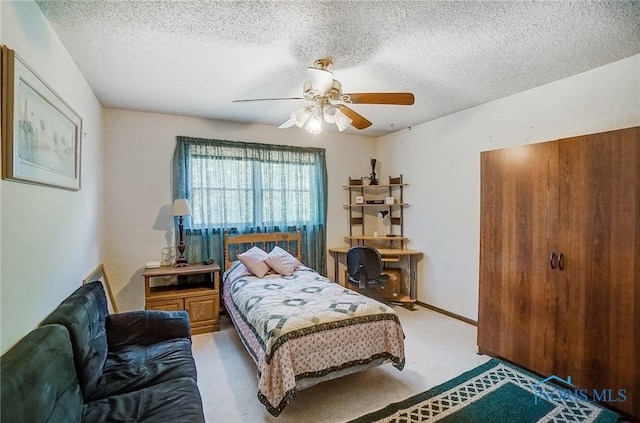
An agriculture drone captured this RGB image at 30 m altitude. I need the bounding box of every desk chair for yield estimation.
[347,246,389,291]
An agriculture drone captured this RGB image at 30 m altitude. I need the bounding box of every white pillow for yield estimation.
[264,246,301,276]
[237,246,271,278]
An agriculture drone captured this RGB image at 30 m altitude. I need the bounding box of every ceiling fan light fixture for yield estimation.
[293,107,312,127]
[236,58,415,133]
[329,80,342,99]
[323,105,338,123]
[324,105,352,131]
[304,106,323,134]
[334,111,352,132]
[305,115,322,135]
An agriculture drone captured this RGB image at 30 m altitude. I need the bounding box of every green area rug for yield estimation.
[349,359,620,423]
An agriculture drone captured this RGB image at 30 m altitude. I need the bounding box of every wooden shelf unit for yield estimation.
[343,203,409,208]
[341,183,408,189]
[337,174,419,307]
[345,175,407,246]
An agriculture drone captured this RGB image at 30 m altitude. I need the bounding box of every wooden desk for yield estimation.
[328,247,422,308]
[143,263,220,333]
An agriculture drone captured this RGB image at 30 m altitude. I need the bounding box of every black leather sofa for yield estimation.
[1,281,205,422]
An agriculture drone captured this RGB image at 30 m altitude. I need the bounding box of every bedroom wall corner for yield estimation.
[376,54,640,322]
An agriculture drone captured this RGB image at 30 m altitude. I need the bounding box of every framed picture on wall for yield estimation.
[1,45,82,191]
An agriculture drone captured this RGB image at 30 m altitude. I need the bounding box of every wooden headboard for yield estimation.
[223,230,302,270]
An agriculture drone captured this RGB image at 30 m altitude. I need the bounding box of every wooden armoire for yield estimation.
[478,126,639,419]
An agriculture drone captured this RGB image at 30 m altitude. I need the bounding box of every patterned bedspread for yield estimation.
[223,262,406,416]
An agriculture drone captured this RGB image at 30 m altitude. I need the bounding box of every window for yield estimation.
[189,157,315,228]
[173,136,327,274]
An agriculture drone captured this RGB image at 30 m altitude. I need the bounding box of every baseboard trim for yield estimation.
[416,301,478,326]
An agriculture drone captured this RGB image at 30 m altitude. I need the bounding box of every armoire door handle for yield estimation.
[549,252,556,269]
[558,252,564,270]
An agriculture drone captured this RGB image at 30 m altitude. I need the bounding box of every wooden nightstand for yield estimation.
[143,263,220,334]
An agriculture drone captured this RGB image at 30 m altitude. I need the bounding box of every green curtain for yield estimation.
[172,136,328,275]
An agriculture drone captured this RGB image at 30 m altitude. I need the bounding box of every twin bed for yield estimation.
[222,231,406,416]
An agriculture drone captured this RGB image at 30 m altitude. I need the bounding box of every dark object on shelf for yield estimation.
[386,234,398,237]
[203,259,214,265]
[366,200,385,204]
[365,158,379,185]
[349,177,363,186]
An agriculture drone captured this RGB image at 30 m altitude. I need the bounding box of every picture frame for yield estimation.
[83,264,118,314]
[355,195,364,204]
[1,46,82,190]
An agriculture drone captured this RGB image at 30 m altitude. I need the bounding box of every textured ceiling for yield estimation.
[35,1,640,137]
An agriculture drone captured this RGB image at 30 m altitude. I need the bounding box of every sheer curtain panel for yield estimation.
[173,136,327,275]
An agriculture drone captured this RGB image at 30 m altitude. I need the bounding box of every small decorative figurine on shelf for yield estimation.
[365,158,379,185]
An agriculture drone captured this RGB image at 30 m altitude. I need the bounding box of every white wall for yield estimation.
[103,109,375,312]
[378,54,640,321]
[0,1,104,353]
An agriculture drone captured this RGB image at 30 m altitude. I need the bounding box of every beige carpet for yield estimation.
[191,305,489,423]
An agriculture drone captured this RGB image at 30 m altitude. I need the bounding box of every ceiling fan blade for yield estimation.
[233,97,305,103]
[278,114,297,129]
[338,105,372,130]
[343,92,415,105]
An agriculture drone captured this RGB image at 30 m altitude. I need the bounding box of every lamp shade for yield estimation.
[305,115,323,135]
[333,108,352,132]
[294,107,313,127]
[171,199,192,216]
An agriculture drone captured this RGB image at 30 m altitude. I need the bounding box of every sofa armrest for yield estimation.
[106,310,191,347]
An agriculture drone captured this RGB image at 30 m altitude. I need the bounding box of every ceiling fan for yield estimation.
[232,58,415,134]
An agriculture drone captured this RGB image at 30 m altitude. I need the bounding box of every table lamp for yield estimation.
[171,199,191,267]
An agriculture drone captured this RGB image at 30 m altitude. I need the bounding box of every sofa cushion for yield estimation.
[83,377,205,423]
[92,337,198,399]
[40,281,109,401]
[106,310,192,347]
[1,324,83,423]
